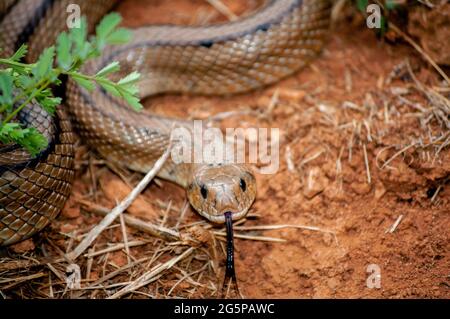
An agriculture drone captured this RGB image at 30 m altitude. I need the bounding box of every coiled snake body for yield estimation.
[0,0,331,246]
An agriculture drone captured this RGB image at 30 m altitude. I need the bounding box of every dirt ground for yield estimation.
[1,0,449,299]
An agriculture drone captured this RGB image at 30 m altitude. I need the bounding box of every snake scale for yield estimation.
[0,0,331,247]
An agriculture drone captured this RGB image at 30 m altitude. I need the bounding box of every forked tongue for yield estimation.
[221,211,241,298]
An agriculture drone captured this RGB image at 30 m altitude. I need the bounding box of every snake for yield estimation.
[0,0,331,254]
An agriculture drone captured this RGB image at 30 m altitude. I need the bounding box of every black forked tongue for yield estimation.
[221,211,241,298]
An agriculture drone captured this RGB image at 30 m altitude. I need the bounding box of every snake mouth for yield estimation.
[200,209,249,224]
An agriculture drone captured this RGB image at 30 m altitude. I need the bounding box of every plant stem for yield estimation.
[2,79,52,125]
[64,70,95,80]
[0,76,50,122]
[0,58,34,69]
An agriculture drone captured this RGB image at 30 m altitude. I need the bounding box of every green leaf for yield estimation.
[39,96,61,114]
[8,64,29,76]
[71,17,87,49]
[99,81,120,97]
[32,46,55,80]
[122,84,139,96]
[70,17,92,60]
[96,13,122,40]
[56,31,72,70]
[35,89,61,114]
[117,71,140,86]
[95,61,120,77]
[106,28,131,45]
[16,75,30,88]
[0,71,14,106]
[0,123,48,156]
[0,123,20,141]
[21,128,48,156]
[95,13,123,50]
[98,78,142,111]
[9,127,25,140]
[122,92,142,111]
[9,44,28,62]
[72,76,95,91]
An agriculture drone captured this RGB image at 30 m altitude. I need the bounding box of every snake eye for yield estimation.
[200,185,208,199]
[239,178,246,192]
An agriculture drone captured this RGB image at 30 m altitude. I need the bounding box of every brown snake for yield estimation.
[0,0,331,250]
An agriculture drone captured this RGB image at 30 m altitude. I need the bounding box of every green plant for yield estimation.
[0,13,142,156]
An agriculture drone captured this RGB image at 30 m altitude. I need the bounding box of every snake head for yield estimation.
[187,164,256,223]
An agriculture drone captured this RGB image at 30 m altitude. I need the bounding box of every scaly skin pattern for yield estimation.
[0,0,331,246]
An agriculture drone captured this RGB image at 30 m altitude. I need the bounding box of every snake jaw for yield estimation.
[199,207,249,224]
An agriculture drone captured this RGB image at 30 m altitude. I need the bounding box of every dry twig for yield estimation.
[206,0,238,21]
